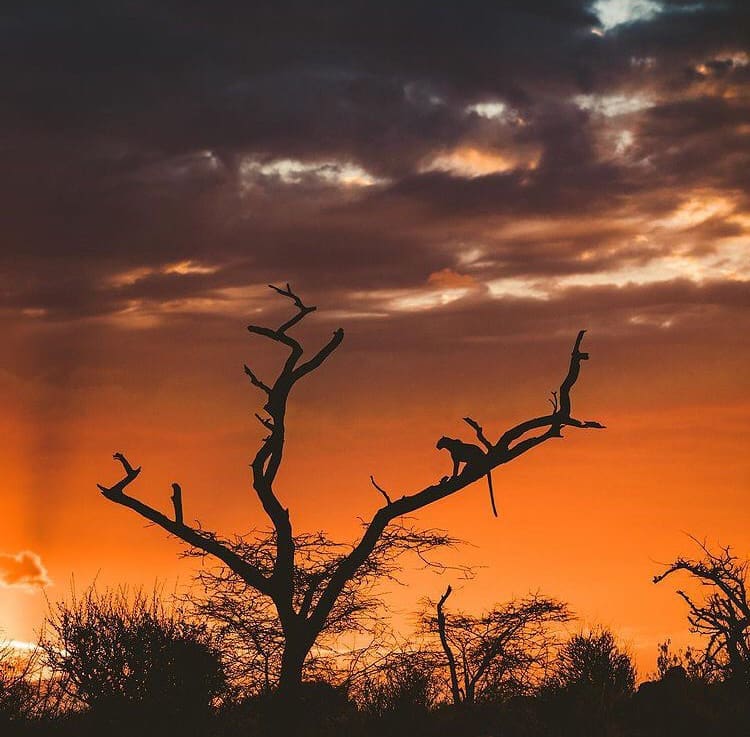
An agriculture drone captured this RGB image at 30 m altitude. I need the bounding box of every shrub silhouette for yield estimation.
[42,587,226,731]
[357,651,440,734]
[541,627,636,735]
[0,642,38,725]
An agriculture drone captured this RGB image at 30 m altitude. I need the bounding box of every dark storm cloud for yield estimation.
[633,95,750,191]
[0,0,747,327]
[0,1,598,158]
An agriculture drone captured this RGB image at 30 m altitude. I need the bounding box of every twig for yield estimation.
[463,417,492,450]
[255,413,274,431]
[370,475,392,505]
[244,364,271,394]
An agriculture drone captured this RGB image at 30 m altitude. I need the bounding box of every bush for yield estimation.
[42,586,227,731]
[0,644,37,724]
[541,627,636,735]
[356,652,440,735]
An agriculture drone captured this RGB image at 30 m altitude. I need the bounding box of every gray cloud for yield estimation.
[0,0,746,332]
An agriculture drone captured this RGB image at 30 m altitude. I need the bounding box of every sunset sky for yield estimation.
[1,0,749,676]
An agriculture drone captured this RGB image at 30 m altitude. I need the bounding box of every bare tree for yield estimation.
[424,586,572,705]
[654,538,750,686]
[97,284,603,705]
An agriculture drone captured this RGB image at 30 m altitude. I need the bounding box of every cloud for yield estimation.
[0,0,745,343]
[0,551,51,589]
[593,0,663,31]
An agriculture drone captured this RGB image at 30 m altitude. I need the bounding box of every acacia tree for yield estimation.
[97,284,603,704]
[654,538,750,686]
[186,527,456,694]
[425,586,572,705]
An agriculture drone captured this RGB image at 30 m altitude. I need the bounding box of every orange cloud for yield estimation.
[421,146,539,177]
[0,551,51,589]
[427,268,478,289]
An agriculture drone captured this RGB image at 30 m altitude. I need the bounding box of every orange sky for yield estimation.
[2,308,748,676]
[1,0,749,680]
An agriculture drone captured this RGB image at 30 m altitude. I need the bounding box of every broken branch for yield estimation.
[171,483,183,526]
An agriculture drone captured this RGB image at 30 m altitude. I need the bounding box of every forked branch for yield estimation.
[245,287,345,603]
[309,330,603,630]
[269,283,316,333]
[97,453,271,595]
[463,417,492,450]
[100,286,345,627]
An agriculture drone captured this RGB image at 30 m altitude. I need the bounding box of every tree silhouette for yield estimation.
[186,526,457,695]
[97,284,603,708]
[654,537,750,686]
[424,586,571,705]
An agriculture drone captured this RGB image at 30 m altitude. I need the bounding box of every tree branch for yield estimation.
[370,475,392,505]
[171,482,183,526]
[244,286,345,623]
[497,330,603,449]
[255,413,274,431]
[292,328,345,381]
[463,417,492,451]
[246,284,316,375]
[548,391,558,413]
[244,364,271,395]
[268,283,317,334]
[97,453,272,596]
[309,330,602,630]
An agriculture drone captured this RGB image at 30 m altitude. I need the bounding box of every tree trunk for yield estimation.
[277,642,306,700]
[269,636,311,735]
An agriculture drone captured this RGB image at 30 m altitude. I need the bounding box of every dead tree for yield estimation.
[427,587,571,704]
[654,538,750,686]
[436,586,462,705]
[97,284,603,705]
